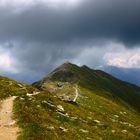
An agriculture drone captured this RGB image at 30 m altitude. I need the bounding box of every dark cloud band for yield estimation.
[0,0,140,45]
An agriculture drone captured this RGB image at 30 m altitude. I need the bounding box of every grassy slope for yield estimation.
[0,76,36,98]
[1,65,140,140]
[14,84,140,140]
[33,63,140,112]
[78,66,140,112]
[43,63,140,112]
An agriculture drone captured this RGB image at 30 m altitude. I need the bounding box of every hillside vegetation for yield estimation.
[0,62,140,139]
[0,76,36,99]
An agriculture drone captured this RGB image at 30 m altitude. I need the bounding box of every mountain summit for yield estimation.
[33,62,79,88]
[46,62,79,83]
[33,62,140,112]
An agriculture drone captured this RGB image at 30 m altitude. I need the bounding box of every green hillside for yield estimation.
[0,76,36,99]
[33,62,140,112]
[0,62,140,139]
[30,62,140,139]
[15,85,140,140]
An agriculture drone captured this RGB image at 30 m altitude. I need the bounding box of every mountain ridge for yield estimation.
[33,62,140,112]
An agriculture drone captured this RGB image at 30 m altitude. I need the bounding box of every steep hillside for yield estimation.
[33,62,140,112]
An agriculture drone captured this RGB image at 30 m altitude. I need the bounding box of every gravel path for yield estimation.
[0,96,20,140]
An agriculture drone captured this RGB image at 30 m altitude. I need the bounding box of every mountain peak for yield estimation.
[55,62,78,71]
[37,62,79,84]
[62,61,72,65]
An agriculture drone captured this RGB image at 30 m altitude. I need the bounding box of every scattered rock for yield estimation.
[93,120,100,124]
[59,126,68,132]
[120,121,135,128]
[120,112,123,115]
[17,84,23,88]
[120,111,127,115]
[71,116,78,120]
[46,101,55,107]
[57,105,64,112]
[87,117,92,120]
[28,98,32,101]
[82,119,88,123]
[57,82,63,87]
[79,129,89,133]
[128,123,134,127]
[114,115,119,118]
[33,91,40,95]
[111,130,116,133]
[20,97,24,100]
[17,84,26,89]
[120,121,128,125]
[57,112,69,117]
[26,93,33,96]
[122,130,127,134]
[42,100,47,104]
[87,137,92,140]
[37,105,41,108]
[47,126,55,130]
[53,96,57,98]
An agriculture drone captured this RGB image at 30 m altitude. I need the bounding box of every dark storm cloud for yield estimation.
[1,0,140,84]
[0,0,140,45]
[8,41,84,75]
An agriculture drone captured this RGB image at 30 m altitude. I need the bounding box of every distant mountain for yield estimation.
[33,62,140,112]
[102,66,140,86]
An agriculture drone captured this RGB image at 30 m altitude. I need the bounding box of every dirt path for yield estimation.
[73,85,79,102]
[0,96,20,140]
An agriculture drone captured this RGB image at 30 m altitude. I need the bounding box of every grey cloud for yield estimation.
[9,41,85,74]
[0,0,140,45]
[102,66,140,86]
[0,0,140,83]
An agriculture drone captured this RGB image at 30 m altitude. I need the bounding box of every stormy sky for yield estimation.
[1,0,140,85]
